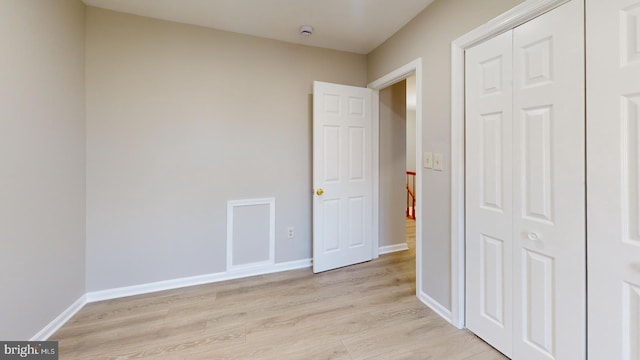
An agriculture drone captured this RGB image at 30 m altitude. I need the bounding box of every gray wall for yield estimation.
[406,75,417,173]
[406,109,417,172]
[0,0,86,340]
[85,7,368,291]
[379,81,407,247]
[368,0,525,309]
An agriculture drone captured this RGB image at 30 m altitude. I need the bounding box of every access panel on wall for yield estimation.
[465,0,585,359]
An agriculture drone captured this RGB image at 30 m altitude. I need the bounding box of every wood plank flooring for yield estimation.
[51,219,506,359]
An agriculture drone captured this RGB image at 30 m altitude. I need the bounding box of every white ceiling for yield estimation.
[82,0,434,54]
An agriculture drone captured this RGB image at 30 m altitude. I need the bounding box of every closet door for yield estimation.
[587,0,640,359]
[465,30,514,357]
[511,0,585,359]
[466,1,585,358]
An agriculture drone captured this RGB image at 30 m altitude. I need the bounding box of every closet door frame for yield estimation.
[449,0,573,329]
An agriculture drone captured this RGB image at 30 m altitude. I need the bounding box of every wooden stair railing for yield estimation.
[406,171,416,220]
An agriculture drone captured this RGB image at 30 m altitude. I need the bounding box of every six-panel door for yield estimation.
[312,81,374,273]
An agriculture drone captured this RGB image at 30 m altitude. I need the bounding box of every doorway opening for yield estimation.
[378,78,409,258]
[405,75,418,260]
[368,59,425,302]
[376,75,417,273]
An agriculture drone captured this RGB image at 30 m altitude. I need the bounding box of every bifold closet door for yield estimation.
[466,0,585,359]
[465,30,514,357]
[587,0,640,359]
[511,0,585,358]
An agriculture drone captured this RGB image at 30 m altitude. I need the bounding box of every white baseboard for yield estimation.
[378,243,409,255]
[33,258,311,339]
[418,290,453,324]
[31,294,87,341]
[86,258,312,303]
[260,258,312,273]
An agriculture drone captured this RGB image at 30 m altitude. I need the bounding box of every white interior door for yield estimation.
[465,1,585,358]
[587,0,640,358]
[512,1,585,358]
[312,81,373,273]
[465,29,514,357]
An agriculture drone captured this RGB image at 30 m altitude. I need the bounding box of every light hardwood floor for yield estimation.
[52,219,505,359]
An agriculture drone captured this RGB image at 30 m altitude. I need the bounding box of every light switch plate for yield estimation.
[423,152,433,169]
[434,153,443,171]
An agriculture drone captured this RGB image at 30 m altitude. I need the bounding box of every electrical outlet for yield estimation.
[423,152,433,169]
[434,153,443,171]
[287,227,295,239]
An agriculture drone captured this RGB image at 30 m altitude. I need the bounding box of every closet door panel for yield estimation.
[587,0,640,359]
[465,30,514,357]
[512,0,585,359]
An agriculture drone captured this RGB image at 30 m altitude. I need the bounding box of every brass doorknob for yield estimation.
[316,188,324,196]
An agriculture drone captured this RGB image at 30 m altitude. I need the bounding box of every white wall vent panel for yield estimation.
[226,198,275,272]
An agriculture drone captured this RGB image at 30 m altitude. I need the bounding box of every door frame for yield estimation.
[450,0,573,329]
[368,59,425,302]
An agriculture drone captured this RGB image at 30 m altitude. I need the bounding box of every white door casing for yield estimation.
[587,0,640,359]
[512,1,585,358]
[465,1,585,358]
[312,81,374,273]
[465,30,515,356]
